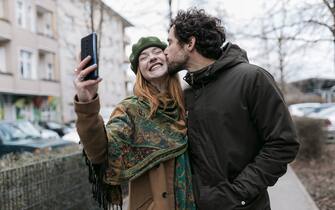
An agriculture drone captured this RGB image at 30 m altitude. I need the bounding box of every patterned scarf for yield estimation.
[85,96,196,210]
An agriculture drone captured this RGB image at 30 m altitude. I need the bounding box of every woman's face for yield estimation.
[138,47,168,83]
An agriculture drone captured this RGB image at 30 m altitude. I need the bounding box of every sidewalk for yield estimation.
[122,166,319,210]
[268,166,319,210]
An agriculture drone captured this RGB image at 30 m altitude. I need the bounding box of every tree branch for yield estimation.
[305,19,334,32]
[322,0,334,16]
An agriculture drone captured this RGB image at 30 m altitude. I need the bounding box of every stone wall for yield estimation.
[0,152,100,210]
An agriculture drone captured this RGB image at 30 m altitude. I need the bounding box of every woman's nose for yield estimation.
[149,54,158,63]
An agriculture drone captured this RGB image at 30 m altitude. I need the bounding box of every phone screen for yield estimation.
[80,32,99,80]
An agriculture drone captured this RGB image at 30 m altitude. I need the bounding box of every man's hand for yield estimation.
[73,55,102,102]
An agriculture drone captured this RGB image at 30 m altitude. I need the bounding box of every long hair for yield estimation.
[133,71,185,120]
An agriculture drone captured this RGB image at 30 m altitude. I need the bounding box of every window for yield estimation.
[15,0,34,31]
[46,63,53,80]
[36,7,54,37]
[16,0,24,26]
[0,46,6,73]
[44,12,52,37]
[38,51,55,80]
[19,49,34,79]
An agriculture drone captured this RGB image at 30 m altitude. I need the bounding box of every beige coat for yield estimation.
[75,96,176,210]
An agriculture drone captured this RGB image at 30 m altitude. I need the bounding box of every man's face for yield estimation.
[164,26,189,74]
[138,47,168,83]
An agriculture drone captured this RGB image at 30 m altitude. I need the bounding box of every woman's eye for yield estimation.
[153,50,162,54]
[139,56,147,61]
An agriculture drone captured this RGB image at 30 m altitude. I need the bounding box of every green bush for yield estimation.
[293,116,326,160]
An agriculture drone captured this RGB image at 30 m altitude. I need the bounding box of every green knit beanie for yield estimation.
[129,36,167,73]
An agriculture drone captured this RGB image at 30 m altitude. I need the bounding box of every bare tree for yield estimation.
[234,0,298,93]
[293,0,335,71]
[168,0,172,25]
[84,0,104,56]
[233,0,324,93]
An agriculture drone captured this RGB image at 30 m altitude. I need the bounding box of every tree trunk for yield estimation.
[278,37,286,94]
[168,0,172,25]
[333,0,335,72]
[90,0,94,32]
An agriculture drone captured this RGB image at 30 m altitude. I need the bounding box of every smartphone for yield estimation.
[80,32,99,80]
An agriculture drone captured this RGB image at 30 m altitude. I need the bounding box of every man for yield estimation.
[164,8,300,210]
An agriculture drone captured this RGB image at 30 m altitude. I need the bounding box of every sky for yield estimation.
[105,0,265,42]
[104,0,335,82]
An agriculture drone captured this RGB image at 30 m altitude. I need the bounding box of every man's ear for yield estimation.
[186,36,196,51]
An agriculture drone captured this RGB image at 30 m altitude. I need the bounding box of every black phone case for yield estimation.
[80,32,99,80]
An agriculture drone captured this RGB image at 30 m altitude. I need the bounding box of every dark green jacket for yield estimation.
[184,42,300,210]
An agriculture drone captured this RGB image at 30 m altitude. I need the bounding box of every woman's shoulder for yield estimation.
[114,96,149,116]
[118,95,140,107]
[115,96,143,113]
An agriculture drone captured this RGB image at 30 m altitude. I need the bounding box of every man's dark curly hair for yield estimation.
[170,8,226,60]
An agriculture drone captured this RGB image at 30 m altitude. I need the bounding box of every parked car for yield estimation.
[62,130,80,144]
[308,106,335,141]
[288,103,321,117]
[38,121,72,137]
[0,121,74,156]
[15,121,60,140]
[62,109,113,144]
[305,103,335,116]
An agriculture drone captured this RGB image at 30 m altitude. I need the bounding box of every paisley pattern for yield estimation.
[175,153,197,210]
[103,96,196,209]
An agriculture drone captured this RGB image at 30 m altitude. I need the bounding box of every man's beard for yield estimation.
[167,62,185,74]
[167,56,188,75]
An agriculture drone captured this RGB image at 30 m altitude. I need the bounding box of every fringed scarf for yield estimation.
[84,96,196,210]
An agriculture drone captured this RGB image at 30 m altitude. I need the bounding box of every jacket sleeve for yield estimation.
[230,68,300,205]
[74,95,107,164]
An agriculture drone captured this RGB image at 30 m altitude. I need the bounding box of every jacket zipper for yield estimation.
[190,73,194,86]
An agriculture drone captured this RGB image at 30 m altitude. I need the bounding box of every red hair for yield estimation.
[133,71,185,120]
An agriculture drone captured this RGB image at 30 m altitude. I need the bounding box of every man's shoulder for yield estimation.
[229,63,274,81]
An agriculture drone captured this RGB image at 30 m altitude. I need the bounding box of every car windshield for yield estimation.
[0,123,28,141]
[15,121,41,138]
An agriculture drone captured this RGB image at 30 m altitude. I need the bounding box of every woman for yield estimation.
[73,36,196,210]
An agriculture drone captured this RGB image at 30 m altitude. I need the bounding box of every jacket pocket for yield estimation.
[234,190,268,210]
[197,184,236,210]
[135,196,153,210]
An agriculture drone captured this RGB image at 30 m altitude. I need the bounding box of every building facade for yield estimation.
[0,0,60,122]
[0,0,131,123]
[56,0,132,122]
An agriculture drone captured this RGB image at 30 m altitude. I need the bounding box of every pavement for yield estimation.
[268,165,319,210]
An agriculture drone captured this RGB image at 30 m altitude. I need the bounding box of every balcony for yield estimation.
[37,34,57,52]
[13,77,60,97]
[36,5,55,38]
[0,71,14,93]
[36,5,57,52]
[35,0,56,13]
[0,18,11,41]
[39,79,61,97]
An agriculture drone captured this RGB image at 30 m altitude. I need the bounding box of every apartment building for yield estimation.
[56,0,132,122]
[0,0,131,122]
[0,0,60,122]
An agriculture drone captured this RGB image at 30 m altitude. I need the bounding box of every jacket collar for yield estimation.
[183,42,249,88]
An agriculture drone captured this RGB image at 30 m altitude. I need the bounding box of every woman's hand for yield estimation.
[73,55,102,102]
